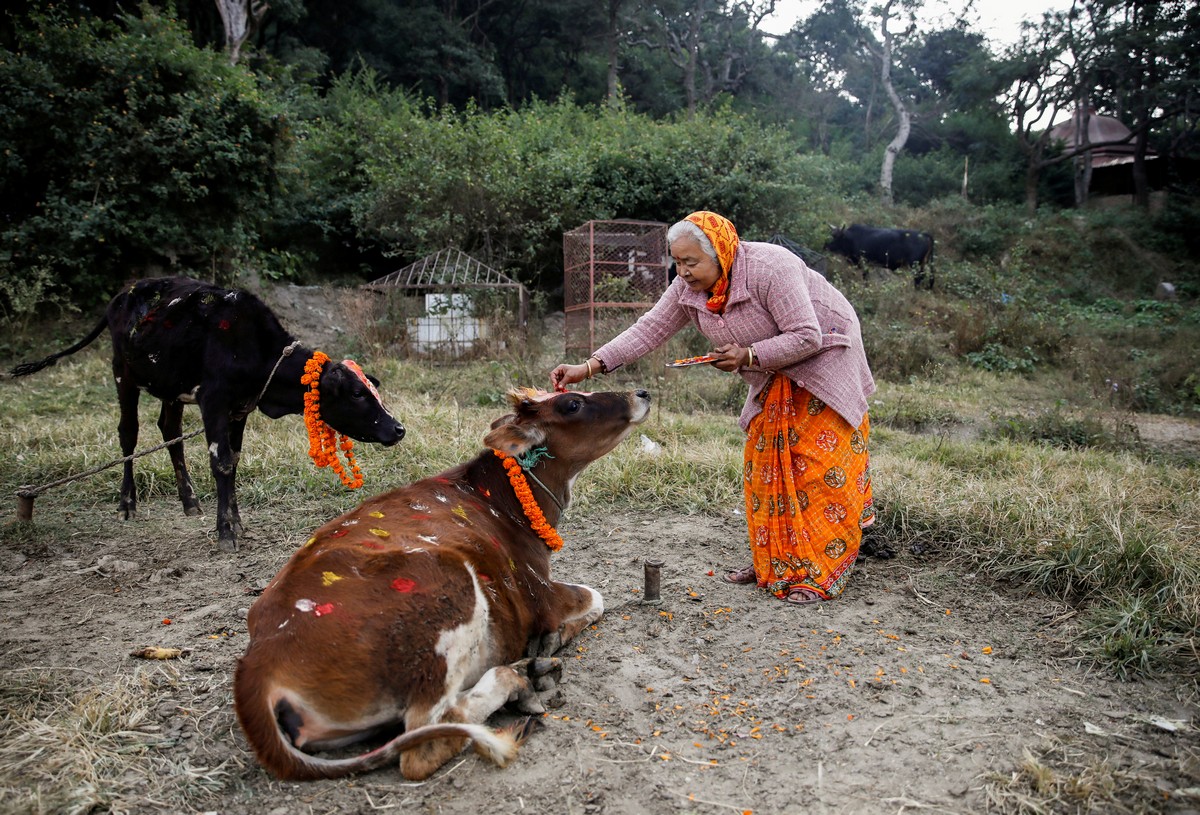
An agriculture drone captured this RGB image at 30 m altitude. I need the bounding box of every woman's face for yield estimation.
[670,235,722,293]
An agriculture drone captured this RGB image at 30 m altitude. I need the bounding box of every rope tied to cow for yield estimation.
[234,339,303,421]
[16,427,207,501]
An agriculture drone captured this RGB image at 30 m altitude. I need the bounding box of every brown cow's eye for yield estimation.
[564,399,582,414]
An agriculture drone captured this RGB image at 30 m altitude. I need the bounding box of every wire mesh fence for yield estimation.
[563,220,669,355]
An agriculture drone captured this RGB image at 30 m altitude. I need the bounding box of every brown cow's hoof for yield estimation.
[536,630,562,657]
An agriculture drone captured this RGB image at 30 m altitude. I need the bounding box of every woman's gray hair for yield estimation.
[667,220,717,261]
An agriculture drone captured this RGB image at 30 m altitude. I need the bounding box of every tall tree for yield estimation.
[1088,0,1200,208]
[1002,11,1075,212]
[215,0,267,64]
[870,0,918,206]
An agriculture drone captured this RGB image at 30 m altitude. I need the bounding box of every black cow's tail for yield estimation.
[6,315,108,378]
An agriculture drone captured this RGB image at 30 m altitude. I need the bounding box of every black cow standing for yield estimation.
[8,276,405,551]
[824,224,935,289]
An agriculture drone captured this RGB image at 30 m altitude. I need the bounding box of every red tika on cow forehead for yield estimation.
[342,359,383,403]
[507,386,555,406]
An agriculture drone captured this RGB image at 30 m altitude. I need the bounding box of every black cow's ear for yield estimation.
[367,374,381,387]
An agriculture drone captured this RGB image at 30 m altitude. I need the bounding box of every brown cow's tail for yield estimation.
[6,316,108,378]
[233,660,523,781]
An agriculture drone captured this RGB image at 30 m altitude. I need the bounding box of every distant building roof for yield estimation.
[1047,109,1157,168]
[364,247,523,291]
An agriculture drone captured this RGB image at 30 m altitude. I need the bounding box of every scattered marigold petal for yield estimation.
[982,646,993,654]
[980,677,991,684]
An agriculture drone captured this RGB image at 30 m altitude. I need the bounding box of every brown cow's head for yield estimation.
[484,387,651,478]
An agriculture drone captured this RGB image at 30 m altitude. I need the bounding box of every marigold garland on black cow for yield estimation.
[7,276,405,551]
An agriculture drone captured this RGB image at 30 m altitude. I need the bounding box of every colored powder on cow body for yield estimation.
[369,511,384,518]
[360,540,385,550]
[452,505,469,521]
[321,572,342,586]
[370,528,390,538]
[330,528,348,538]
[391,577,416,593]
[313,603,335,617]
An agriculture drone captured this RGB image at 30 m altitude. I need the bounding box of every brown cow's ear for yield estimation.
[484,422,546,456]
[490,413,517,430]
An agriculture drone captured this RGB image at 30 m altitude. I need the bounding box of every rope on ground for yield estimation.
[16,427,206,499]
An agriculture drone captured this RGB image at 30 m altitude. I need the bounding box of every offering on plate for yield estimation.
[666,355,718,368]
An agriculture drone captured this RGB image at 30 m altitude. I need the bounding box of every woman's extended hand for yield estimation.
[550,362,592,392]
[711,344,753,373]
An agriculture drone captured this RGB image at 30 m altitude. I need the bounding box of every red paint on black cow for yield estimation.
[6,276,404,550]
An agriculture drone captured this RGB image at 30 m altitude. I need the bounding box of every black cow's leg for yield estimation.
[158,401,202,516]
[114,363,140,521]
[228,417,247,538]
[202,410,238,552]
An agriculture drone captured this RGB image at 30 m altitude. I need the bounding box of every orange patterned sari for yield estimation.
[743,376,874,600]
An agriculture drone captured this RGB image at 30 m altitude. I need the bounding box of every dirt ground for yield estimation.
[2,504,1198,814]
[2,283,1197,814]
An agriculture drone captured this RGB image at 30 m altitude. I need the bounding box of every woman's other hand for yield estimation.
[550,362,591,392]
[711,344,753,373]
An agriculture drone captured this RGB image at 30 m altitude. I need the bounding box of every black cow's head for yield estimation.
[823,223,850,256]
[317,360,405,446]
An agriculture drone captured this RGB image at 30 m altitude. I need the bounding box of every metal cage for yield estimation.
[563,220,670,355]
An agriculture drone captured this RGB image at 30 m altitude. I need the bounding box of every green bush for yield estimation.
[0,7,290,316]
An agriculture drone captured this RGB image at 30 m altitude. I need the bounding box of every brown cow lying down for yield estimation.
[234,386,652,780]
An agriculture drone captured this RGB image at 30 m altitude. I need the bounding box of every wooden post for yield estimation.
[643,558,663,604]
[16,488,36,521]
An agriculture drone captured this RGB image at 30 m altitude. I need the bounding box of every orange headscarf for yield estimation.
[685,211,740,314]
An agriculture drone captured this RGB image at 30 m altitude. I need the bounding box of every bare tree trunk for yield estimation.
[1072,106,1092,207]
[605,0,623,105]
[876,0,910,207]
[214,0,268,65]
[1132,126,1151,208]
[1024,160,1041,214]
[683,7,701,117]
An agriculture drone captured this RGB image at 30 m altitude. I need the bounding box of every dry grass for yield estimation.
[0,666,230,815]
[983,739,1200,814]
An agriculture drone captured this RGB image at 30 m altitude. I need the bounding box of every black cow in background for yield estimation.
[7,277,406,551]
[824,224,935,289]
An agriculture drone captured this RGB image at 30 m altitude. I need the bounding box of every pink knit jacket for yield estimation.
[593,241,876,429]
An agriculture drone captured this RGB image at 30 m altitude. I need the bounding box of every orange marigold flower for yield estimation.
[493,449,563,550]
[303,352,364,489]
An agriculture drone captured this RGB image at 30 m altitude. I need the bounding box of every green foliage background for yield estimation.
[0,8,289,317]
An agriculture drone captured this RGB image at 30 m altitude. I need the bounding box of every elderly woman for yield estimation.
[551,211,876,605]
